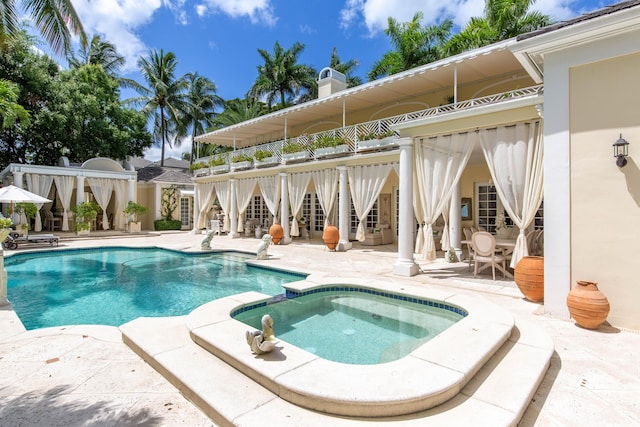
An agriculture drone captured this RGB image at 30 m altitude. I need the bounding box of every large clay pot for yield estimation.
[514,256,544,302]
[567,280,610,329]
[323,225,339,251]
[269,223,283,245]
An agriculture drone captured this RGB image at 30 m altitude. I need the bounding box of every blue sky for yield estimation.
[62,0,607,160]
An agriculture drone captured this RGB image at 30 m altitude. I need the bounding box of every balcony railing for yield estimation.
[192,85,543,176]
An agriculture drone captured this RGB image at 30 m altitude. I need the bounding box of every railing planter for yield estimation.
[194,168,210,177]
[357,136,398,152]
[282,151,310,164]
[254,156,279,168]
[314,144,350,159]
[212,165,230,174]
[231,160,252,171]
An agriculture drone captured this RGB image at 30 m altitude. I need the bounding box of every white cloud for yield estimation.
[144,137,193,161]
[195,0,278,26]
[299,24,317,35]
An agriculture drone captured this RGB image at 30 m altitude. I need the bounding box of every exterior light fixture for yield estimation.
[613,134,629,168]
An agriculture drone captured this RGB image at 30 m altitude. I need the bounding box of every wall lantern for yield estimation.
[613,134,629,168]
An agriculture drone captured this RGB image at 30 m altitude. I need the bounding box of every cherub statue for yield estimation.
[201,230,215,250]
[245,314,278,354]
[256,233,272,260]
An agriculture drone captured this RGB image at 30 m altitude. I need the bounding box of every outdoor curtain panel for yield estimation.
[88,178,114,230]
[258,175,281,225]
[414,132,475,260]
[113,180,127,230]
[25,174,53,232]
[347,163,393,242]
[479,121,544,268]
[288,172,311,237]
[53,175,75,231]
[196,182,216,229]
[311,169,338,229]
[235,178,257,233]
[214,181,231,232]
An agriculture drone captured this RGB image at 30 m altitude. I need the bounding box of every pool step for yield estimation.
[121,306,553,426]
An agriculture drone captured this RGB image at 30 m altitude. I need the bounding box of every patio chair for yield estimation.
[471,231,507,280]
[463,228,475,271]
[44,210,61,231]
[526,230,538,256]
[210,219,222,236]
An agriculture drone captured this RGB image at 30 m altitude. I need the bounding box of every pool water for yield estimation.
[233,291,464,364]
[6,247,304,330]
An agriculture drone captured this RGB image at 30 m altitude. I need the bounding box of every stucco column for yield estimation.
[12,171,23,188]
[229,179,239,238]
[449,182,462,260]
[191,184,200,235]
[337,166,352,251]
[76,175,85,205]
[128,178,136,202]
[154,184,162,220]
[393,138,420,276]
[280,172,291,244]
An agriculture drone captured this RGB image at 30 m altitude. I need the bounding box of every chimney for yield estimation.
[317,67,347,99]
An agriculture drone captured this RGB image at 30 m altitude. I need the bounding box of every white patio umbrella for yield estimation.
[0,185,52,222]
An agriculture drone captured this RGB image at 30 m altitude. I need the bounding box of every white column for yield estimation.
[449,182,462,260]
[12,171,23,188]
[154,184,162,220]
[76,175,85,205]
[191,184,200,234]
[229,179,239,238]
[337,166,352,251]
[280,172,291,244]
[393,138,420,276]
[128,178,136,202]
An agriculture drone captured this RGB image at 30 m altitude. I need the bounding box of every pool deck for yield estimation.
[1,231,639,426]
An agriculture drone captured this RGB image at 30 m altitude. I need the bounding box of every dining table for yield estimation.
[461,236,518,279]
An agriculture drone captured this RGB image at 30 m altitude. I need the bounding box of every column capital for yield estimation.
[279,172,288,177]
[336,165,347,171]
[398,137,413,147]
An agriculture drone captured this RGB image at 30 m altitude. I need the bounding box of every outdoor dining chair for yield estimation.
[463,228,475,271]
[471,231,507,280]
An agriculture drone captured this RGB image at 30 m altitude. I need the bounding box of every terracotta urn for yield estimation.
[514,256,544,302]
[567,280,610,329]
[268,223,283,245]
[323,225,340,251]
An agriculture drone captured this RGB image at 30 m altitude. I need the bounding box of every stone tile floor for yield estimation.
[0,231,638,426]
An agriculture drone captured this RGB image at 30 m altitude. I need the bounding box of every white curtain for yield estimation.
[25,174,53,232]
[440,198,451,252]
[113,180,127,230]
[311,169,338,228]
[88,178,114,230]
[196,182,216,229]
[479,121,544,268]
[288,172,311,236]
[415,132,475,260]
[347,164,393,241]
[258,175,281,224]
[215,181,231,232]
[53,176,75,231]
[235,178,257,233]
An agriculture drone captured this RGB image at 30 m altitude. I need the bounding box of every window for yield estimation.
[179,197,191,228]
[247,195,271,227]
[313,194,325,232]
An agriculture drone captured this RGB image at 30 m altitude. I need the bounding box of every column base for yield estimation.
[392,259,420,276]
[337,240,352,251]
[282,237,292,245]
[229,232,240,239]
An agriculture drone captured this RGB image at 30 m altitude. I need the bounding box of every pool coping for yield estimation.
[186,277,515,417]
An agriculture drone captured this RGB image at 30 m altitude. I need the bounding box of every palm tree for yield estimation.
[329,47,362,88]
[183,72,223,165]
[128,49,188,167]
[368,12,452,80]
[67,35,125,76]
[0,0,85,54]
[446,0,553,55]
[248,41,316,110]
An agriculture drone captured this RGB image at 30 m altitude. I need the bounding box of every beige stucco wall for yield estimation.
[570,52,640,330]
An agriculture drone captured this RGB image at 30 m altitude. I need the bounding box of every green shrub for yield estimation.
[231,153,252,163]
[253,150,272,161]
[15,202,37,219]
[209,157,226,166]
[189,162,207,172]
[282,141,306,154]
[154,219,182,230]
[123,201,148,223]
[311,134,345,150]
[0,217,12,228]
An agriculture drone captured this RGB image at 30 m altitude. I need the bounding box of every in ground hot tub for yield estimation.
[186,283,514,417]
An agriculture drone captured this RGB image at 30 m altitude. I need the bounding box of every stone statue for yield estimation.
[245,314,278,354]
[256,233,272,260]
[201,231,215,250]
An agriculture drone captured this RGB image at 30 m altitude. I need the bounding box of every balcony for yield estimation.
[191,85,543,176]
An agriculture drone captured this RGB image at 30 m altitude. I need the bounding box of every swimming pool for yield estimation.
[233,290,464,364]
[5,247,305,329]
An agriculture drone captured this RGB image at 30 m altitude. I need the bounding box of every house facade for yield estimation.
[193,1,640,331]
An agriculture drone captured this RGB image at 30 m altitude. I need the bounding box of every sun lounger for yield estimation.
[2,233,59,250]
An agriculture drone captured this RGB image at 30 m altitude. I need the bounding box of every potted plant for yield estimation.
[123,201,147,233]
[73,201,98,235]
[357,128,398,152]
[282,140,309,164]
[209,156,229,174]
[312,134,350,159]
[0,217,13,248]
[230,153,253,171]
[14,202,37,236]
[253,149,278,168]
[189,162,209,176]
